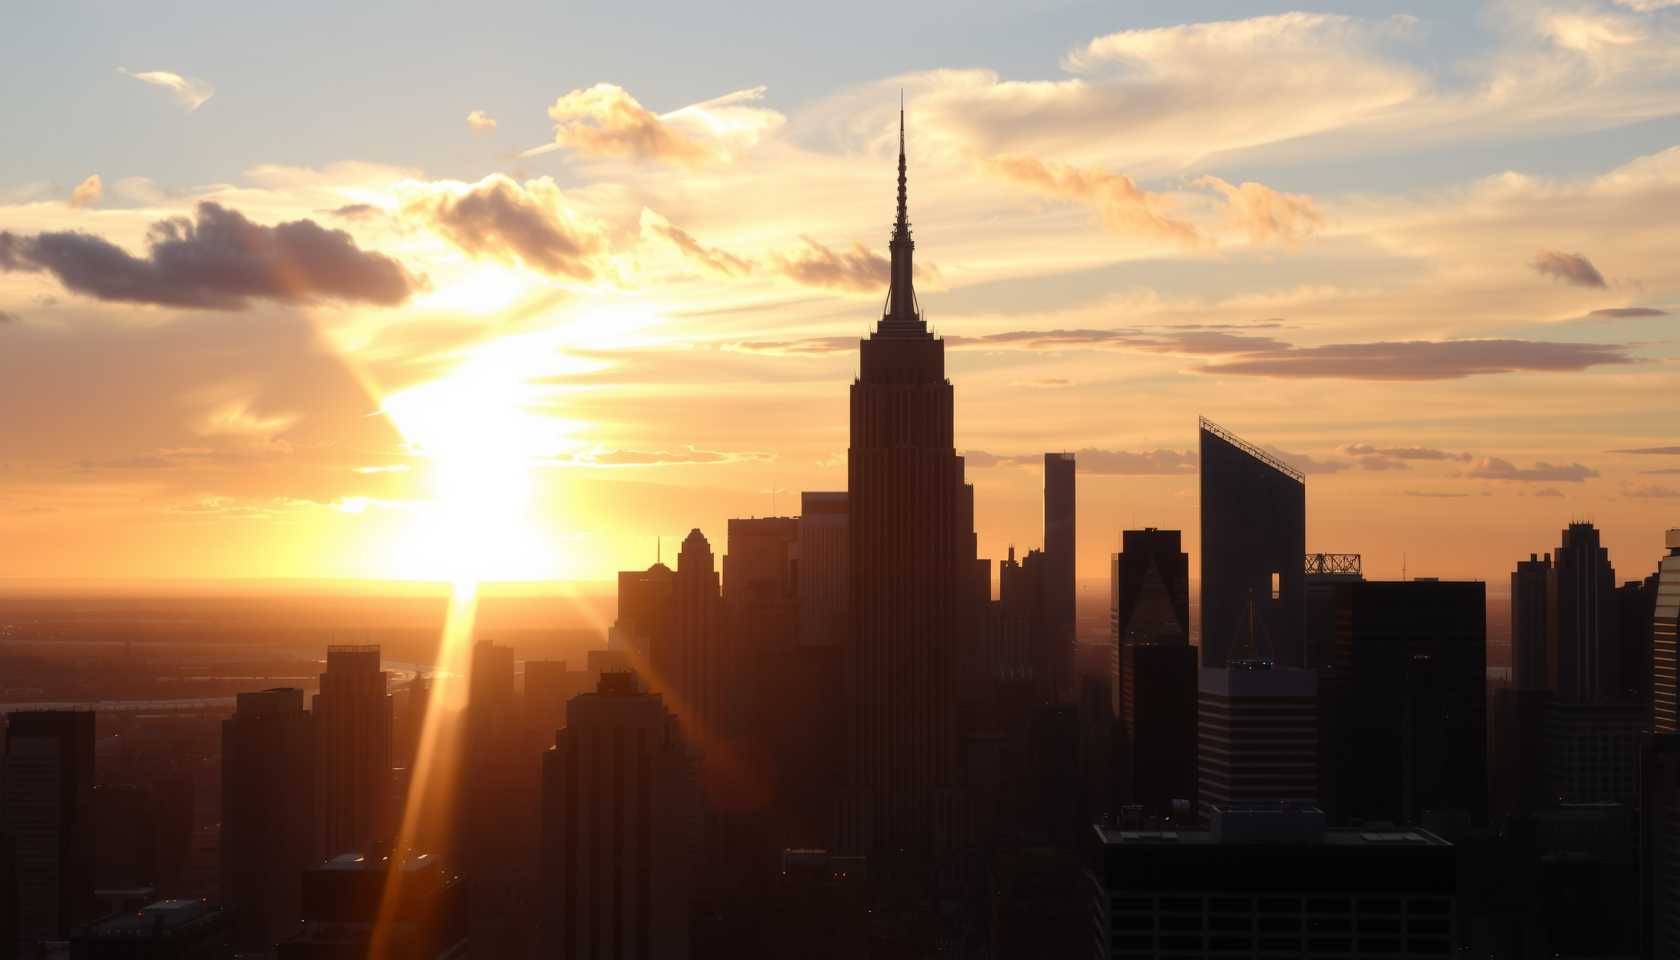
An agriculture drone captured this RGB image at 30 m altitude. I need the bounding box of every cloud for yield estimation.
[729,336,859,357]
[1531,248,1607,287]
[1336,443,1471,470]
[1535,488,1566,497]
[1261,444,1350,474]
[765,236,944,295]
[73,455,173,469]
[0,311,18,324]
[962,447,1198,474]
[1642,468,1680,475]
[1195,339,1633,380]
[1192,175,1326,251]
[974,152,1200,246]
[325,203,386,222]
[466,109,497,132]
[544,445,775,466]
[1461,457,1599,482]
[117,68,214,111]
[1588,307,1666,318]
[1610,446,1680,454]
[395,174,616,286]
[1010,379,1072,388]
[1623,482,1680,498]
[0,202,421,309]
[1403,491,1470,498]
[67,175,101,210]
[545,83,719,167]
[639,208,753,279]
[12,506,60,514]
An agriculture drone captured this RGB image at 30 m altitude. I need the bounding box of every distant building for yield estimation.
[761,851,868,960]
[990,847,1087,960]
[1550,522,1619,702]
[1304,554,1361,672]
[1334,580,1487,825]
[1512,553,1551,691]
[70,899,233,960]
[1043,452,1077,697]
[1198,417,1306,669]
[1122,643,1197,820]
[312,645,392,863]
[1110,528,1191,713]
[723,517,799,609]
[540,673,691,960]
[1640,732,1680,958]
[221,688,314,954]
[670,529,728,746]
[798,493,848,648]
[276,850,466,960]
[1196,666,1318,822]
[1616,573,1658,704]
[1654,529,1680,733]
[614,563,673,672]
[4,710,97,955]
[1089,805,1456,960]
[1543,701,1644,805]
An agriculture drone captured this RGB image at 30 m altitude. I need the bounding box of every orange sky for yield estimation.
[3,4,1678,587]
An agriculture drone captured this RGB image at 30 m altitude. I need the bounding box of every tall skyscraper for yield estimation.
[615,562,673,675]
[1109,528,1191,718]
[312,645,392,861]
[723,516,798,608]
[842,116,974,861]
[1196,665,1318,822]
[1198,417,1306,669]
[670,529,727,746]
[1042,452,1076,697]
[459,639,522,945]
[221,688,315,953]
[1512,552,1552,690]
[1303,553,1361,671]
[799,492,848,648]
[1656,529,1680,733]
[541,673,692,960]
[1122,643,1198,819]
[1334,580,1487,824]
[1550,522,1619,702]
[2,710,95,955]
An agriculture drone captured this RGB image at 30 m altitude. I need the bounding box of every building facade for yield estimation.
[221,687,315,953]
[3,710,96,954]
[1196,667,1318,821]
[312,645,392,862]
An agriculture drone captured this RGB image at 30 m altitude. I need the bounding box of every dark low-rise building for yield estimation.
[275,850,466,960]
[70,900,233,960]
[1089,805,1456,959]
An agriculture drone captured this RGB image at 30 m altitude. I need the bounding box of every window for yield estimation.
[1272,572,1281,599]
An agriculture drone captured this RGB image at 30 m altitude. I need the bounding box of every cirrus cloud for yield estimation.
[117,68,215,111]
[1461,457,1599,483]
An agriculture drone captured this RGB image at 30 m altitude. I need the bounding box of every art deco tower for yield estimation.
[843,115,974,860]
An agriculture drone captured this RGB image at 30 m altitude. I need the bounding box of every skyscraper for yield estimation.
[1042,452,1076,697]
[1550,522,1618,702]
[1109,528,1191,717]
[799,492,848,648]
[1334,580,1487,824]
[842,115,974,861]
[1512,552,1551,690]
[615,562,673,675]
[670,529,728,747]
[1656,529,1680,733]
[312,645,392,861]
[541,673,691,960]
[2,710,95,955]
[221,688,314,953]
[1198,417,1306,669]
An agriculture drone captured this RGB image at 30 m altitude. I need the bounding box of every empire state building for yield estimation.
[842,115,976,861]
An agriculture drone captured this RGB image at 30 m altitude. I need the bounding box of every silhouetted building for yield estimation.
[1110,529,1191,714]
[277,850,466,960]
[1304,553,1361,672]
[1641,732,1680,958]
[723,517,798,609]
[71,900,233,960]
[1550,522,1618,702]
[840,117,974,862]
[4,710,96,955]
[1090,805,1456,959]
[221,688,314,954]
[669,529,728,747]
[1335,580,1487,825]
[761,851,868,960]
[614,563,673,674]
[798,493,848,648]
[1043,453,1076,697]
[1617,573,1658,704]
[540,673,691,960]
[990,848,1086,960]
[460,639,532,957]
[1197,667,1318,821]
[1198,417,1306,669]
[525,661,587,742]
[1512,553,1551,691]
[312,646,391,863]
[1655,529,1680,733]
[1122,643,1197,819]
[1543,701,1644,805]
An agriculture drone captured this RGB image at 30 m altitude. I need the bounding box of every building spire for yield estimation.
[883,98,920,325]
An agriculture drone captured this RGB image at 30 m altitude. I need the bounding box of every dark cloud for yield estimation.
[1336,443,1471,470]
[326,203,385,222]
[1196,339,1631,380]
[396,175,613,284]
[1462,457,1598,483]
[1531,249,1606,288]
[765,237,889,294]
[1588,307,1666,319]
[543,446,774,466]
[0,202,420,309]
[962,447,1198,475]
[1535,488,1565,497]
[1261,444,1349,475]
[0,310,18,323]
[1609,446,1680,454]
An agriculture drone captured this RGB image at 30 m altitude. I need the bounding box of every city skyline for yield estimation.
[3,0,1679,589]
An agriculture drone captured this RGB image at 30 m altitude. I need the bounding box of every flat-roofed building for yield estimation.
[1196,667,1318,822]
[70,899,234,960]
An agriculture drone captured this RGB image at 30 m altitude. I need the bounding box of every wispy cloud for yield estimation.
[66,175,101,210]
[1462,457,1599,482]
[1622,482,1680,498]
[1588,307,1666,318]
[962,448,1197,474]
[1195,339,1632,380]
[0,202,421,309]
[1532,248,1607,287]
[1192,175,1325,251]
[1335,444,1472,470]
[1608,446,1680,454]
[543,446,775,466]
[117,68,214,111]
[974,153,1201,246]
[542,84,719,167]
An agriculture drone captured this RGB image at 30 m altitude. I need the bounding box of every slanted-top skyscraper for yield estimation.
[842,114,975,861]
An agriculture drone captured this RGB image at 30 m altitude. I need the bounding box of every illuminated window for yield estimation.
[1271,572,1280,600]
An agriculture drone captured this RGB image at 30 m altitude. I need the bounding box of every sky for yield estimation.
[2,0,1678,586]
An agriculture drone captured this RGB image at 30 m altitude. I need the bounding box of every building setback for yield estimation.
[1198,417,1306,669]
[1334,580,1487,825]
[312,645,392,862]
[1196,667,1318,821]
[841,115,974,861]
[3,710,96,955]
[668,529,728,747]
[221,688,314,953]
[541,673,691,960]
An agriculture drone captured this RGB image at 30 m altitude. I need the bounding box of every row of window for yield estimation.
[1108,896,1452,915]
[1112,917,1450,935]
[1110,934,1453,955]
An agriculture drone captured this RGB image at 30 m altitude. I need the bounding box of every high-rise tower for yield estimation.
[312,645,392,861]
[1043,453,1076,697]
[842,114,975,861]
